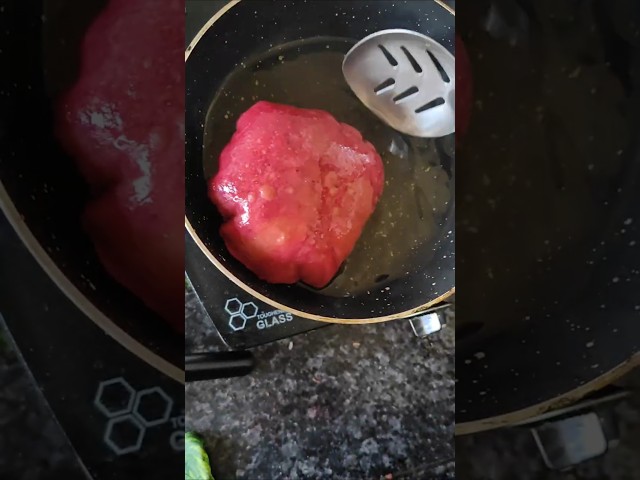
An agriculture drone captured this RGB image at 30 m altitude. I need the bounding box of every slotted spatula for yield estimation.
[343,29,455,138]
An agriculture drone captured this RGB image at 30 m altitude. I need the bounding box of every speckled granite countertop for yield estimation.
[185,287,455,480]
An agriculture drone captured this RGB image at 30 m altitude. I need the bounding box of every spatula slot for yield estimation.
[427,50,450,83]
[374,78,396,94]
[415,97,445,113]
[401,46,422,73]
[416,97,444,113]
[378,44,398,66]
[393,86,419,103]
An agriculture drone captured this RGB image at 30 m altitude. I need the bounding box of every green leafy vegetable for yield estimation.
[185,432,214,480]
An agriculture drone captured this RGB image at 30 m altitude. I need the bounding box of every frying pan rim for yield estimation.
[0,183,185,384]
[455,353,640,435]
[184,0,455,324]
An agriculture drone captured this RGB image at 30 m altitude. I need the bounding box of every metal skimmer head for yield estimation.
[343,29,455,138]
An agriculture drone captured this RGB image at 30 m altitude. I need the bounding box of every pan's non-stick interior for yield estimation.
[456,0,640,424]
[202,38,453,298]
[0,1,182,371]
[186,0,455,320]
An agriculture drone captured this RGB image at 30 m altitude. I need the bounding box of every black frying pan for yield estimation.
[0,1,183,382]
[185,0,456,323]
[456,0,640,433]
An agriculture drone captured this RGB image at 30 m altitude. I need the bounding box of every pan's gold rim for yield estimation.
[455,354,640,435]
[185,0,455,324]
[186,219,454,324]
[185,0,241,62]
[434,0,455,16]
[0,181,185,384]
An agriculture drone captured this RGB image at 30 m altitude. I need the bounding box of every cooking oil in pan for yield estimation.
[203,37,452,297]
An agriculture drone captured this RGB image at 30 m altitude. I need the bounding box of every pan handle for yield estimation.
[185,351,255,382]
[408,303,452,339]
